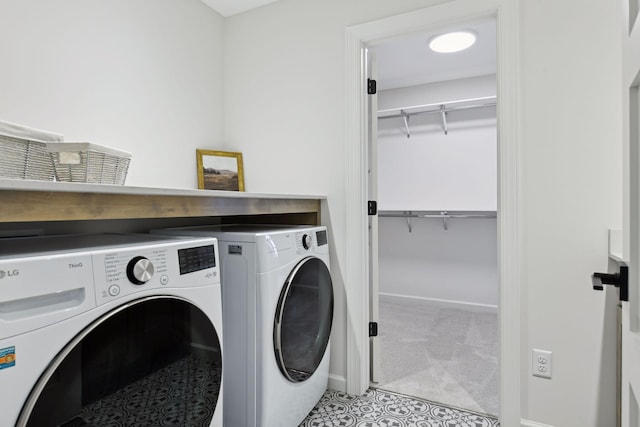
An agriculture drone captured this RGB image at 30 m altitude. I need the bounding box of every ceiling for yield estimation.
[371,16,496,91]
[198,1,496,91]
[200,0,282,17]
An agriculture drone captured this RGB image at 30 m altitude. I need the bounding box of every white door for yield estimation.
[622,2,640,426]
[367,49,380,384]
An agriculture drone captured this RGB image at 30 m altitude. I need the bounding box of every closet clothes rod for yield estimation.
[377,96,497,117]
[377,96,497,137]
[378,210,497,232]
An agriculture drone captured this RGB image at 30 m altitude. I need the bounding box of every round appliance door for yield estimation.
[274,256,333,383]
[18,296,222,427]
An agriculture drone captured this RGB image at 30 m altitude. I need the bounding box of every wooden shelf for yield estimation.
[0,180,323,224]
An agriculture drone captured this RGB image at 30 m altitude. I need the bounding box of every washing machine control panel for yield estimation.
[177,245,217,275]
[101,250,168,300]
[93,238,219,306]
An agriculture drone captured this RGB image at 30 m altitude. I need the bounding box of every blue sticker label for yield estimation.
[0,346,15,369]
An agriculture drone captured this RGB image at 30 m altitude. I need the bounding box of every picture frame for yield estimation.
[196,149,245,191]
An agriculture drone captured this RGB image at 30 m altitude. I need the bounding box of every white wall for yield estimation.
[0,0,225,189]
[379,217,498,306]
[378,74,496,110]
[224,1,622,426]
[377,76,497,211]
[520,1,621,426]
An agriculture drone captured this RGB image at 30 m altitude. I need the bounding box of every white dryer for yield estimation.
[0,233,223,427]
[155,225,333,427]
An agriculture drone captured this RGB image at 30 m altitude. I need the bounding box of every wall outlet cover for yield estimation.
[532,349,552,379]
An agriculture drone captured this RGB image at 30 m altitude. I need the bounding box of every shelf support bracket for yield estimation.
[440,105,448,135]
[441,211,449,231]
[404,211,413,233]
[401,110,411,138]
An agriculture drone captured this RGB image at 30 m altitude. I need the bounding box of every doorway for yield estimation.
[367,16,499,416]
[345,2,521,424]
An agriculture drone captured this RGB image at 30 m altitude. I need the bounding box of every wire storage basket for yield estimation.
[0,120,62,181]
[46,142,132,185]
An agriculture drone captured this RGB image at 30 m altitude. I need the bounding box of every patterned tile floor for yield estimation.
[300,388,500,427]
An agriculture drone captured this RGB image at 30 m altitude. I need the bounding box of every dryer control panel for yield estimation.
[295,228,328,255]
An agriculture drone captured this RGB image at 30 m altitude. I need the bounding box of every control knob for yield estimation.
[127,256,154,285]
[302,234,313,250]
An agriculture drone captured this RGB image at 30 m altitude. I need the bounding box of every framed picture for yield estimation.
[196,149,245,191]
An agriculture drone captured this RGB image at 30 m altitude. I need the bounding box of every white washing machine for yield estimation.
[0,233,223,427]
[154,225,333,427]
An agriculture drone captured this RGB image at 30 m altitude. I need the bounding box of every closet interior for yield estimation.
[370,16,499,416]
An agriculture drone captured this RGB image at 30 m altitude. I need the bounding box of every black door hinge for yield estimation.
[369,322,378,337]
[368,201,377,216]
[368,78,377,95]
[592,265,628,302]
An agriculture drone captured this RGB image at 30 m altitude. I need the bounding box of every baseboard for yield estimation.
[521,419,555,427]
[328,373,346,392]
[379,291,498,310]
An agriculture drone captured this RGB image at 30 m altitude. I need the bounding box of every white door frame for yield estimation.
[366,49,380,384]
[344,0,522,425]
[621,0,640,425]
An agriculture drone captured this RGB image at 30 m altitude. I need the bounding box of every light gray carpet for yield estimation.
[374,294,499,416]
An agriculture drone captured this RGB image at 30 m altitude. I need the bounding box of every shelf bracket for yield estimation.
[404,212,413,233]
[441,211,449,231]
[401,110,411,138]
[440,105,448,135]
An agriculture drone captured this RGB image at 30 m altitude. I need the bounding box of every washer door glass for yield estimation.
[19,297,221,427]
[274,256,333,383]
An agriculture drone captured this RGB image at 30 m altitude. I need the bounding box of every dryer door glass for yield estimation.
[19,297,222,427]
[274,256,333,382]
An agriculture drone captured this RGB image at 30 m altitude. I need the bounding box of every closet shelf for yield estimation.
[377,95,496,138]
[379,210,496,232]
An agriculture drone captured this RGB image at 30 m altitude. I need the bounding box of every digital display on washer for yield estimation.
[316,230,328,247]
[178,245,216,275]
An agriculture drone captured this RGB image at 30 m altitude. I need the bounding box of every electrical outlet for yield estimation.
[532,349,552,379]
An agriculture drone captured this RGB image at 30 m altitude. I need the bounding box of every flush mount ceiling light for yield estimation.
[428,31,477,53]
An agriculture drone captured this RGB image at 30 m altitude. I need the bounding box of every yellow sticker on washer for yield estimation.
[0,346,15,369]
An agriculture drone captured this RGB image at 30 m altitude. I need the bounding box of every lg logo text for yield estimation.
[0,269,19,279]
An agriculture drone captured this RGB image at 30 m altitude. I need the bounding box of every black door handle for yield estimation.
[592,266,628,301]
